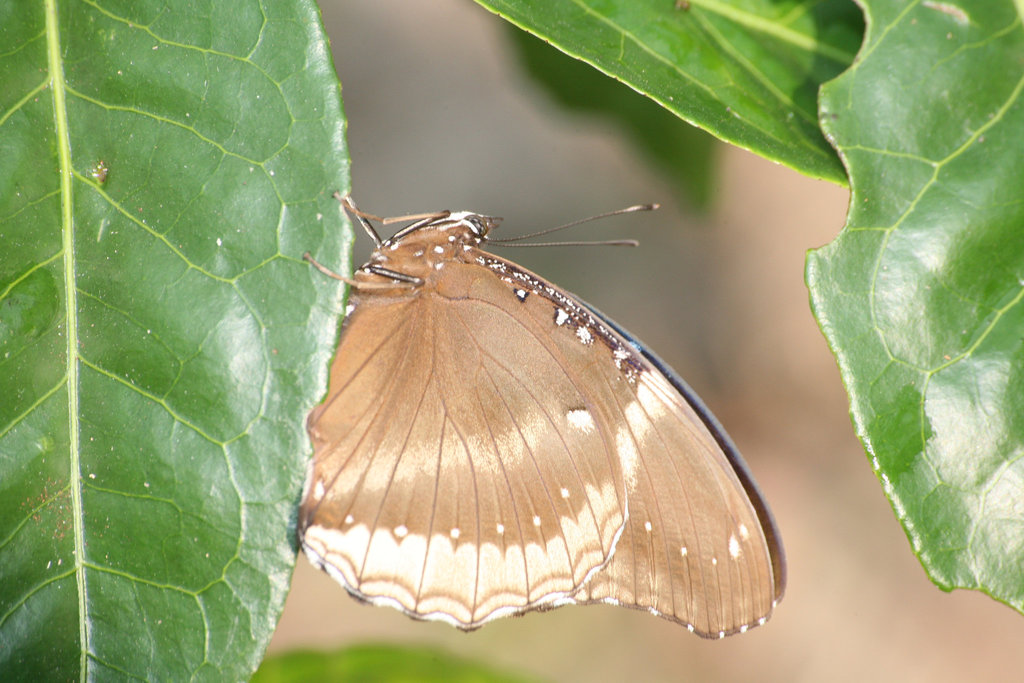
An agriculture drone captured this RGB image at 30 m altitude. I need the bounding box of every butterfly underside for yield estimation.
[299,206,784,637]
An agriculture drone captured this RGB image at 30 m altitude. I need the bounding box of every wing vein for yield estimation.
[451,308,579,590]
[308,314,418,526]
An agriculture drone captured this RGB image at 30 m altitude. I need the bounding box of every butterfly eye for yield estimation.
[466,215,487,236]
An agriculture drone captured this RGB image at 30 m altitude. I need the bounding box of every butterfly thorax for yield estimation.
[353,211,500,295]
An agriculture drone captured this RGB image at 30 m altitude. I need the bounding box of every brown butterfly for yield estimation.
[299,195,785,638]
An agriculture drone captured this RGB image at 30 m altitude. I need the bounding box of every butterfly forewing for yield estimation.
[301,205,784,634]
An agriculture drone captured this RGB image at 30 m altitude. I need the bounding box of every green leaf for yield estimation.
[472,0,861,184]
[0,1,350,679]
[807,2,1024,615]
[254,645,541,683]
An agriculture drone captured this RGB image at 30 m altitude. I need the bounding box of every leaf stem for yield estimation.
[45,0,89,677]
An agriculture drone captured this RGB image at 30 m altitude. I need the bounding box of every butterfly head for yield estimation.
[379,211,502,248]
[444,211,503,240]
[357,211,504,290]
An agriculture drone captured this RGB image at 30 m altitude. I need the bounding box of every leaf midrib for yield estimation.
[698,0,855,63]
[45,0,88,676]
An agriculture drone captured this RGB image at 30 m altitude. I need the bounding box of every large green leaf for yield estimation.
[807,2,1024,614]
[0,1,350,679]
[473,0,862,184]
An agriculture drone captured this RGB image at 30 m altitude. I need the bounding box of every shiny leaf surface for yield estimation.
[0,1,350,678]
[807,1,1024,614]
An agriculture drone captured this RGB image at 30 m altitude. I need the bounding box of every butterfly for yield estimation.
[298,194,785,638]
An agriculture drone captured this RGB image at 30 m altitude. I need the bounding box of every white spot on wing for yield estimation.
[644,521,652,532]
[344,514,354,525]
[394,524,408,538]
[496,523,505,534]
[576,326,593,344]
[532,515,541,527]
[739,523,750,540]
[680,546,688,557]
[729,534,741,559]
[560,487,570,499]
[433,245,445,254]
[566,408,595,433]
[555,308,570,326]
[450,527,460,539]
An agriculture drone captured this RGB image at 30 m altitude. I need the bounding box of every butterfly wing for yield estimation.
[301,233,783,635]
[571,349,783,636]
[577,309,786,636]
[468,252,785,636]
[300,265,629,628]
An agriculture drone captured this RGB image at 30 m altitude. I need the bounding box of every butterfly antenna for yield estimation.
[489,203,659,246]
[334,192,384,247]
[494,239,639,248]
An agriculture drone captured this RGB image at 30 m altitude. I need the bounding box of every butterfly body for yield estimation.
[300,203,785,637]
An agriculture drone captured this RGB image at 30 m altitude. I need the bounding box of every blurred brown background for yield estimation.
[268,2,1024,680]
